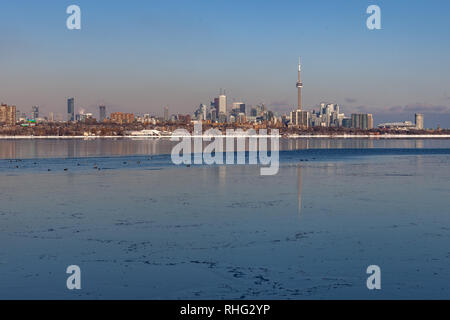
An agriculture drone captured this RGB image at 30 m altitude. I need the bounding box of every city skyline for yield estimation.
[0,62,432,130]
[1,1,450,127]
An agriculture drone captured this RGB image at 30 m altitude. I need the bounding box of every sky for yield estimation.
[1,0,450,127]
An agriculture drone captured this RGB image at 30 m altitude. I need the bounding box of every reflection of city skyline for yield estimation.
[0,138,440,159]
[297,166,302,217]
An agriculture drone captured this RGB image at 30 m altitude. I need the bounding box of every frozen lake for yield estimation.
[0,139,449,299]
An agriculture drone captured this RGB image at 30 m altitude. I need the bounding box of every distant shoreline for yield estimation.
[1,134,450,139]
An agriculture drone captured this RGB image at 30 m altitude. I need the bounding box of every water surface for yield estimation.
[0,139,449,299]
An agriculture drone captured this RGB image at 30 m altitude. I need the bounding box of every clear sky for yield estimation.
[1,0,450,127]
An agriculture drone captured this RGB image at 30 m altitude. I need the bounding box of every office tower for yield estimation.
[213,98,219,114]
[164,106,169,122]
[210,108,217,122]
[351,113,365,130]
[201,104,207,120]
[342,118,352,128]
[49,112,54,122]
[0,104,16,125]
[368,114,374,129]
[296,57,303,110]
[232,102,245,115]
[415,113,424,130]
[31,106,39,120]
[67,98,75,122]
[290,110,309,128]
[351,113,371,130]
[99,105,106,122]
[218,94,227,115]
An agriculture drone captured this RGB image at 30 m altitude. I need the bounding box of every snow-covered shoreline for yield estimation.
[1,134,450,139]
[286,134,450,139]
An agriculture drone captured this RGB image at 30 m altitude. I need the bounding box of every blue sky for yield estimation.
[1,0,450,127]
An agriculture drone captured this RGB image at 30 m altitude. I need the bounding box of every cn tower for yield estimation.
[296,57,303,110]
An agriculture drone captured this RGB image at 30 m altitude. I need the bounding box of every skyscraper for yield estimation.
[213,98,219,114]
[31,106,39,120]
[368,114,374,130]
[99,105,106,122]
[296,57,303,110]
[290,110,309,128]
[67,98,75,122]
[201,104,207,120]
[351,113,372,130]
[0,104,16,126]
[415,113,424,130]
[232,102,245,115]
[218,94,227,115]
[164,106,169,122]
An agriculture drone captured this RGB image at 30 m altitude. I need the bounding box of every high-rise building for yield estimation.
[239,103,246,114]
[164,106,169,122]
[0,104,16,126]
[213,98,219,114]
[49,112,54,122]
[297,57,303,110]
[67,98,75,122]
[210,108,217,122]
[290,110,309,128]
[32,106,39,120]
[99,105,106,122]
[415,113,424,130]
[218,94,227,115]
[368,114,374,129]
[342,118,352,128]
[232,102,245,115]
[351,113,372,130]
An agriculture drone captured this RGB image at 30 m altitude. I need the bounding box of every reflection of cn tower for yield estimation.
[297,166,302,216]
[296,57,303,110]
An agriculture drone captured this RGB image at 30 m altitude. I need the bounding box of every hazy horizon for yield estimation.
[1,0,450,127]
